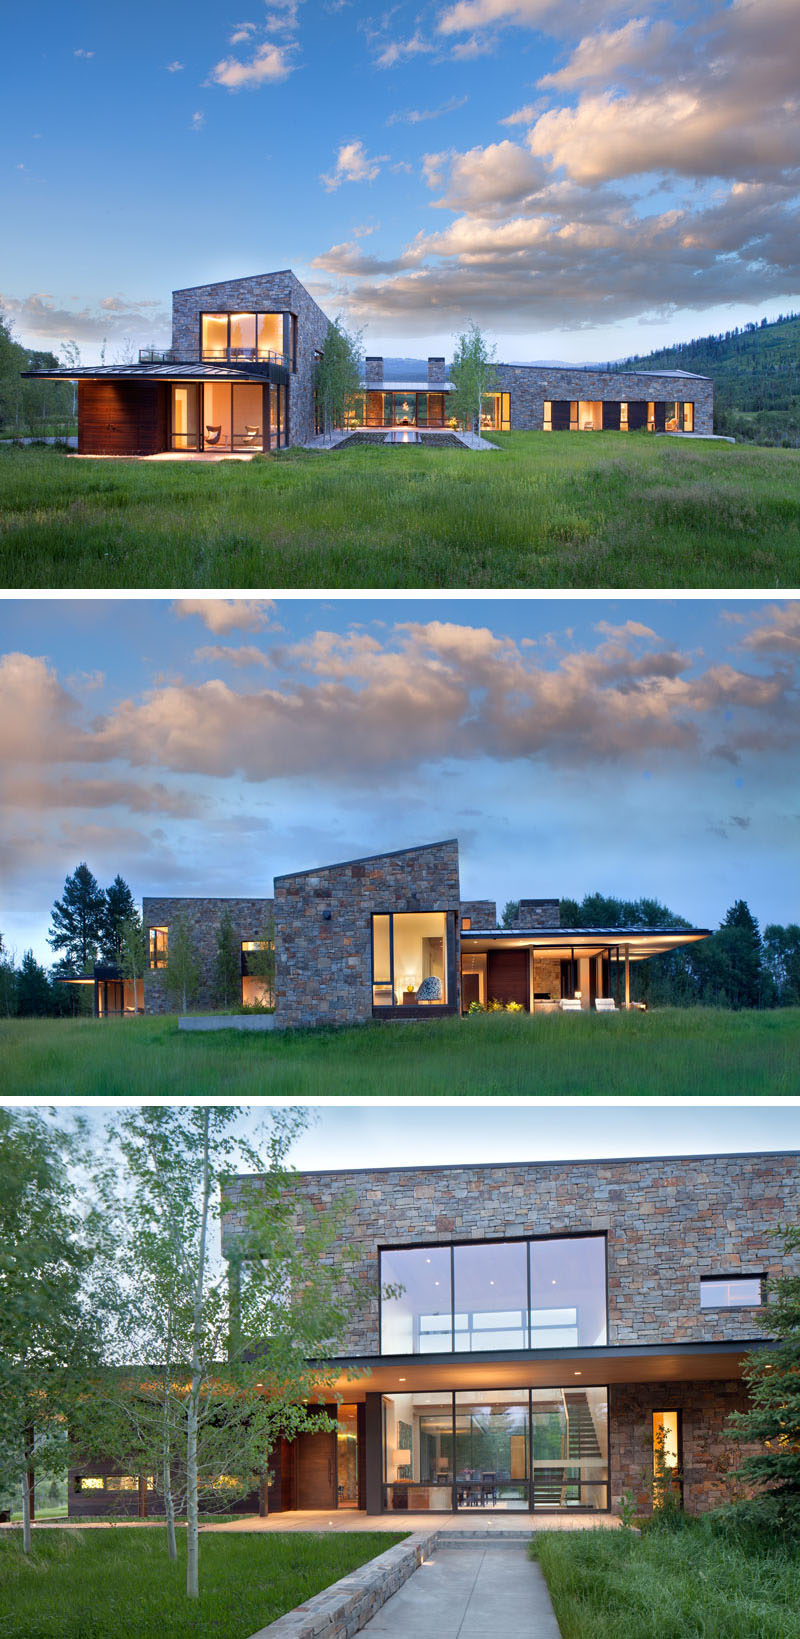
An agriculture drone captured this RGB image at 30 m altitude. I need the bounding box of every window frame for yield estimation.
[148,926,168,970]
[370,909,456,1016]
[199,310,292,367]
[699,1274,764,1310]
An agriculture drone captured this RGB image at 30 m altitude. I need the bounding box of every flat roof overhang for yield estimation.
[308,1338,770,1399]
[461,928,711,962]
[359,381,454,392]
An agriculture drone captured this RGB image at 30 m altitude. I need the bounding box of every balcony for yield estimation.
[201,347,289,369]
[138,348,174,364]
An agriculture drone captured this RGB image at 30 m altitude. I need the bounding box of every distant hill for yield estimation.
[611,312,800,445]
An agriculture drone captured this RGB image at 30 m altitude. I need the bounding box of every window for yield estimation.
[543,401,552,432]
[200,311,287,364]
[652,1411,681,1505]
[171,384,199,450]
[371,911,450,1008]
[148,927,168,969]
[480,393,511,432]
[380,1235,607,1355]
[682,401,694,432]
[700,1276,762,1308]
[241,939,273,1007]
[75,1475,154,1491]
[461,916,471,930]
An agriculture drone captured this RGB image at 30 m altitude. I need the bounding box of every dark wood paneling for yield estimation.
[364,1394,383,1515]
[297,1429,336,1509]
[653,401,667,432]
[602,401,621,431]
[357,1403,367,1510]
[487,949,529,1010]
[78,380,168,454]
[550,400,571,431]
[627,400,648,430]
[462,972,481,1010]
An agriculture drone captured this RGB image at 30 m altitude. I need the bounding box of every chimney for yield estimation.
[428,356,446,385]
[515,899,560,929]
[365,356,383,385]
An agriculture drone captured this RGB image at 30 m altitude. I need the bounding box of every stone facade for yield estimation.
[516,899,560,929]
[494,364,714,435]
[460,899,497,928]
[224,1152,798,1357]
[365,357,383,384]
[428,357,446,385]
[273,840,461,1029]
[142,895,272,1014]
[532,956,561,1000]
[609,1379,758,1516]
[249,1532,438,1639]
[170,270,330,445]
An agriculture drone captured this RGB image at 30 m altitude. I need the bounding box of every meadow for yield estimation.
[1,1007,797,1097]
[1,434,799,587]
[533,1521,800,1639]
[0,1527,403,1639]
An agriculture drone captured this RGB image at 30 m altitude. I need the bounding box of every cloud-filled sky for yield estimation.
[1,596,798,965]
[3,0,799,362]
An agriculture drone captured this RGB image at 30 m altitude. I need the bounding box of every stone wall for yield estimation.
[247,1531,439,1639]
[170,270,330,445]
[516,899,560,929]
[609,1379,759,1515]
[142,896,273,1015]
[224,1152,798,1356]
[460,899,497,928]
[532,956,561,1000]
[428,357,446,384]
[273,840,461,1029]
[494,365,714,436]
[365,358,383,384]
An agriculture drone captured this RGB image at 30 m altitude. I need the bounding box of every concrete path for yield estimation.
[206,1508,617,1534]
[357,1545,561,1639]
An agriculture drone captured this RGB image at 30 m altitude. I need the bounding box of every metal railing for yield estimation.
[201,347,289,368]
[138,348,173,364]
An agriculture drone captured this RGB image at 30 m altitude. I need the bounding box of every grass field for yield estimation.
[1,1007,797,1097]
[1,435,799,588]
[0,1527,403,1639]
[533,1522,800,1639]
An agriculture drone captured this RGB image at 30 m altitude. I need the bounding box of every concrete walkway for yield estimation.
[205,1509,618,1535]
[358,1544,561,1639]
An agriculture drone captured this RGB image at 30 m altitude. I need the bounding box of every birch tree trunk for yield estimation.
[162,1312,177,1561]
[21,1466,31,1555]
[186,1111,211,1599]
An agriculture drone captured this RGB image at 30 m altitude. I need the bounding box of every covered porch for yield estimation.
[460,928,711,1013]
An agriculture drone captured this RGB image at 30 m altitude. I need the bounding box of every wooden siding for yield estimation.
[296,1429,337,1508]
[487,949,529,1010]
[78,380,168,454]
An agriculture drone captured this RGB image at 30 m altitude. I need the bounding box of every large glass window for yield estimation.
[380,1235,606,1354]
[372,911,449,1008]
[453,1240,528,1351]
[337,1404,359,1507]
[171,384,199,450]
[531,1237,607,1348]
[232,383,263,449]
[201,311,287,363]
[203,381,232,450]
[381,1245,452,1353]
[241,940,273,1007]
[455,1391,529,1509]
[383,1391,454,1512]
[532,1387,608,1509]
[148,927,168,969]
[201,314,228,360]
[258,313,283,359]
[229,312,256,358]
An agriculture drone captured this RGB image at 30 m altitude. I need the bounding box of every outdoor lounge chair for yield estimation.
[594,997,617,1012]
[559,997,582,1011]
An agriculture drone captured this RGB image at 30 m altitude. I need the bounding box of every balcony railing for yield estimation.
[138,348,174,364]
[201,347,289,368]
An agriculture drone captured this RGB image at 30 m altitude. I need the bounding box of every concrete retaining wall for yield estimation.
[246,1530,438,1639]
[178,1014,276,1032]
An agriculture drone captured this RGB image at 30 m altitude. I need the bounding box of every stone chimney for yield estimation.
[365,357,383,385]
[428,357,446,385]
[516,899,560,929]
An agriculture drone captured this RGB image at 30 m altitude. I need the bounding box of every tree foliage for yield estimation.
[213,908,240,1009]
[725,1226,800,1530]
[315,319,364,438]
[162,915,201,1014]
[48,863,106,975]
[448,321,499,435]
[102,875,138,964]
[0,309,74,437]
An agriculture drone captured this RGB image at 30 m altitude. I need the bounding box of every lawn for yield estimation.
[0,1527,404,1639]
[1,435,799,588]
[1,1007,797,1096]
[533,1522,800,1639]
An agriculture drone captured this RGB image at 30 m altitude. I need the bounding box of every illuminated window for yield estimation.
[683,401,694,432]
[700,1276,762,1308]
[543,401,552,432]
[171,384,199,450]
[462,916,472,930]
[149,927,168,969]
[652,1411,680,1505]
[200,312,288,364]
[620,402,628,431]
[371,912,449,1008]
[201,313,228,360]
[569,402,578,431]
[578,401,603,431]
[241,939,273,1007]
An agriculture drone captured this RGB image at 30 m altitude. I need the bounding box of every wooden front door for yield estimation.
[297,1429,337,1509]
[486,950,529,1010]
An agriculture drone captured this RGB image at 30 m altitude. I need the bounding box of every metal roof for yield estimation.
[21,362,284,383]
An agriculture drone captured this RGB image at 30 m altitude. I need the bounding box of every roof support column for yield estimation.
[624,945,631,1010]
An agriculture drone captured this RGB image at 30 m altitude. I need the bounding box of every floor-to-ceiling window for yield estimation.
[372,911,451,1009]
[171,384,199,450]
[200,311,288,364]
[337,1405,360,1507]
[381,1387,609,1512]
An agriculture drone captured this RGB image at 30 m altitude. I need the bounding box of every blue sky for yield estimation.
[2,595,798,966]
[3,0,799,362]
[25,1103,800,1174]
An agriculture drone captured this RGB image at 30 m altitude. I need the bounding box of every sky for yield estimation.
[2,0,799,363]
[1,594,799,966]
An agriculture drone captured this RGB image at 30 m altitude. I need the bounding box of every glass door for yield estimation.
[454,1391,529,1510]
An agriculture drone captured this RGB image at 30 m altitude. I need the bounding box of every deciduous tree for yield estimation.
[213,908,240,1009]
[163,915,201,1014]
[449,322,499,435]
[315,318,363,440]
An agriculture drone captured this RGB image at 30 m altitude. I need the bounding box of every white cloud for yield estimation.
[0,290,169,350]
[388,95,468,126]
[172,599,278,635]
[375,32,434,68]
[210,40,295,87]
[191,110,205,130]
[166,60,184,72]
[73,48,94,58]
[321,140,388,192]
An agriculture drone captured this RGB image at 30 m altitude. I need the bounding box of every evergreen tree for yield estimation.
[449,322,499,435]
[16,951,52,1017]
[48,863,105,974]
[725,1226,800,1529]
[500,901,519,929]
[102,875,137,964]
[213,908,240,1008]
[0,933,17,1017]
[763,924,800,1006]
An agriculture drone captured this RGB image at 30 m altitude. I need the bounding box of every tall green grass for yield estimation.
[532,1521,800,1639]
[0,1527,404,1639]
[2,436,799,587]
[0,1008,796,1096]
